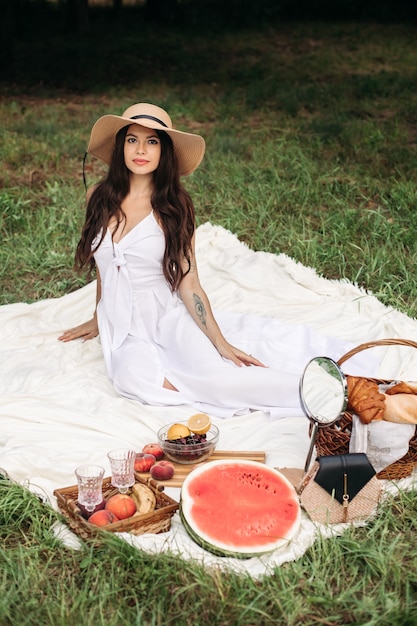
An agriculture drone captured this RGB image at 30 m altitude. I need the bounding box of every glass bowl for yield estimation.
[157,422,219,465]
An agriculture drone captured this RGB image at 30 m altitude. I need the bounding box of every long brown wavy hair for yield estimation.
[75,126,196,291]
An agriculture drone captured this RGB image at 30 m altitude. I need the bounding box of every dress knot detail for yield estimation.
[112,249,127,268]
[103,246,132,351]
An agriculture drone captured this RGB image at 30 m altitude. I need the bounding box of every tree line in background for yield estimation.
[2,0,417,33]
[0,0,415,82]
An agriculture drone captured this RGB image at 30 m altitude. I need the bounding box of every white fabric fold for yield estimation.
[350,414,415,473]
[349,415,369,454]
[103,246,133,351]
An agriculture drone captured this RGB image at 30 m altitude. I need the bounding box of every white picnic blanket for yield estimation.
[1,222,416,578]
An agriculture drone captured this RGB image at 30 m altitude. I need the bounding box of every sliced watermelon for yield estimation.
[180,460,301,558]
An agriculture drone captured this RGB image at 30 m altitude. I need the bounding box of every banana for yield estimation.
[131,483,156,515]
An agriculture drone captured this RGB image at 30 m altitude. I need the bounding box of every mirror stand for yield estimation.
[299,357,348,476]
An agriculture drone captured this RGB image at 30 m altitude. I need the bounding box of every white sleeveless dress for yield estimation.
[94,212,355,418]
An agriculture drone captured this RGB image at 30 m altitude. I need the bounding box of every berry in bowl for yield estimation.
[157,414,219,465]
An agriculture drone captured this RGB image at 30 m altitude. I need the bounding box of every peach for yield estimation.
[88,509,119,526]
[105,494,137,520]
[134,452,156,472]
[142,443,164,461]
[150,460,175,481]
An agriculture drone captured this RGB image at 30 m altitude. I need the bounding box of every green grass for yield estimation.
[1,15,417,625]
[0,476,416,625]
[2,20,417,313]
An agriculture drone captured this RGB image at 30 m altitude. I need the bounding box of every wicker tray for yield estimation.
[314,338,417,480]
[54,474,179,540]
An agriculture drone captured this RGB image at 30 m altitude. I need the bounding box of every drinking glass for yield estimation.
[75,464,105,512]
[107,448,136,493]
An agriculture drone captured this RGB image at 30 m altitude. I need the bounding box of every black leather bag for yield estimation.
[299,453,381,524]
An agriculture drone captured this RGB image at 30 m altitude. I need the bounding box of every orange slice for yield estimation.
[167,423,191,440]
[187,413,212,435]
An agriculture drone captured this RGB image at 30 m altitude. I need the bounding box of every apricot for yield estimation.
[88,509,119,526]
[105,493,137,520]
[150,460,175,481]
[134,453,156,472]
[142,443,164,461]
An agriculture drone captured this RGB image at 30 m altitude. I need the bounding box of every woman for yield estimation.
[59,102,383,420]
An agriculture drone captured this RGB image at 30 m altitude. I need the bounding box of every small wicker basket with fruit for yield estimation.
[54,474,179,541]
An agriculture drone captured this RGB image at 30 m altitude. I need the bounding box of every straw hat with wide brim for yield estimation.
[87,103,205,176]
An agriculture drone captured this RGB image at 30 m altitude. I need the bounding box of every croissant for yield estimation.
[346,376,385,424]
[346,376,417,425]
[386,381,417,395]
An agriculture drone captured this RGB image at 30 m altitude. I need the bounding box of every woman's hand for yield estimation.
[58,317,99,343]
[216,341,266,368]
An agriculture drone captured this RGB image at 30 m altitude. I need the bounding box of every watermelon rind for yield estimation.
[180,459,301,559]
[179,504,266,559]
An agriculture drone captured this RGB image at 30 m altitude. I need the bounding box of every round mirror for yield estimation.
[299,357,348,473]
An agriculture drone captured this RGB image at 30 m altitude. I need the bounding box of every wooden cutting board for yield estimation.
[136,450,266,488]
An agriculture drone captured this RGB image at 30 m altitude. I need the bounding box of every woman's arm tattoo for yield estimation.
[193,293,207,328]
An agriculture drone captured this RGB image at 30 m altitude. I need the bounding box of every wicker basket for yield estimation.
[314,338,417,480]
[54,474,179,541]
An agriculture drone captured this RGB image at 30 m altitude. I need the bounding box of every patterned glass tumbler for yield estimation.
[107,448,136,493]
[75,464,105,512]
